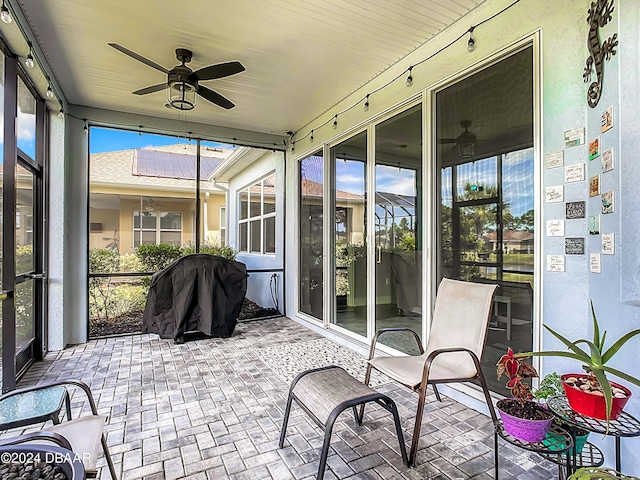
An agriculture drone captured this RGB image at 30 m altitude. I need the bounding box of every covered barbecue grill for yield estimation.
[142,254,247,342]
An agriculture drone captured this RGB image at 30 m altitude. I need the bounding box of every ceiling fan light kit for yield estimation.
[168,50,198,110]
[458,141,475,158]
[439,119,478,158]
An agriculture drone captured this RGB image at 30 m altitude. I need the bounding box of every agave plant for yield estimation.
[524,301,640,423]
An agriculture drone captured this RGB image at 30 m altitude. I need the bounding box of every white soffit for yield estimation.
[15,0,485,136]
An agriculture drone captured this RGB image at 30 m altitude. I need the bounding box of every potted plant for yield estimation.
[496,347,555,442]
[524,301,640,424]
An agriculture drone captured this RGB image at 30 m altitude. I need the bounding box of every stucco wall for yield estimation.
[227,150,285,311]
[284,0,640,472]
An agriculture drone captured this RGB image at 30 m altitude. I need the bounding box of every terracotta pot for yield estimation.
[497,398,554,442]
[561,373,632,420]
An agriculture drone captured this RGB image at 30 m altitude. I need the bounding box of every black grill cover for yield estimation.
[142,254,247,341]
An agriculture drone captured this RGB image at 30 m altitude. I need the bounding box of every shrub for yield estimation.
[181,242,238,261]
[135,243,182,273]
[89,248,120,320]
[119,252,144,273]
[196,243,237,260]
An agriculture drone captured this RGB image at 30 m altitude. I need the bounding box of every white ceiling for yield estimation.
[11,0,485,137]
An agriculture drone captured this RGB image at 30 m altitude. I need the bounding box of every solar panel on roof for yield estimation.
[133,149,223,179]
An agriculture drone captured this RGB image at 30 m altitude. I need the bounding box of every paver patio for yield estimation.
[2,317,558,479]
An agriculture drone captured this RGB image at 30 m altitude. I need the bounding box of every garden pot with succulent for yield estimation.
[524,301,640,425]
[496,348,555,442]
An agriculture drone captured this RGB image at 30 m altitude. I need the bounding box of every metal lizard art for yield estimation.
[584,0,618,108]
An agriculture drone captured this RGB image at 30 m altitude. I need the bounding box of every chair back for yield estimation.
[424,278,498,379]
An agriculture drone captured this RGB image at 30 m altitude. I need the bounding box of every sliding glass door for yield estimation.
[374,104,423,354]
[436,46,534,394]
[331,132,367,336]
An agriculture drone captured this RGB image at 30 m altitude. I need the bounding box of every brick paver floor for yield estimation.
[4,317,558,479]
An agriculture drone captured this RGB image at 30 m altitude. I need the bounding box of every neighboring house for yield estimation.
[483,230,534,254]
[89,143,232,253]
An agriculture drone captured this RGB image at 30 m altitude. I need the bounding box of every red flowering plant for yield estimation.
[495,347,555,425]
[496,347,539,400]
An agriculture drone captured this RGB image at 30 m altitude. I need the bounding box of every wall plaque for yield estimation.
[565,237,585,255]
[566,201,586,219]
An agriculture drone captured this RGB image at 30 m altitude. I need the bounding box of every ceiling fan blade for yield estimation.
[192,61,245,81]
[198,86,235,109]
[438,138,458,144]
[108,43,169,74]
[132,83,167,95]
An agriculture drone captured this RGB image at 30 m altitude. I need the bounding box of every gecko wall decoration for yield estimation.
[584,0,618,108]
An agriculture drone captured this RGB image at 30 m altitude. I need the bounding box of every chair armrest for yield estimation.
[368,327,424,360]
[0,379,100,416]
[422,347,480,376]
[421,347,499,424]
[0,430,73,450]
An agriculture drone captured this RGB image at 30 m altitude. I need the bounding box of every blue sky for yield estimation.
[90,127,191,154]
[90,127,532,217]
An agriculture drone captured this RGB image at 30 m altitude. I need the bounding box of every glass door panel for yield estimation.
[299,151,324,320]
[331,132,367,337]
[16,164,35,275]
[436,46,534,394]
[15,164,36,362]
[15,280,34,352]
[374,105,423,354]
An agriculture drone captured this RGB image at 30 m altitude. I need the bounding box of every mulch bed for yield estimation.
[89,298,279,338]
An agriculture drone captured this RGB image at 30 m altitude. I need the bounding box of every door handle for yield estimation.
[28,273,46,280]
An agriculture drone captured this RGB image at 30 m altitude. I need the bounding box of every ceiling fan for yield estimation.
[438,120,480,158]
[108,43,245,110]
[142,198,165,212]
[439,120,478,145]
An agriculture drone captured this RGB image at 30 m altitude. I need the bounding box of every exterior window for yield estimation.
[220,207,226,246]
[133,211,182,246]
[238,173,276,254]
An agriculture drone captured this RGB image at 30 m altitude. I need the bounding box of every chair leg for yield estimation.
[408,386,428,467]
[317,416,336,480]
[386,399,409,467]
[352,406,362,426]
[432,384,442,402]
[102,434,118,480]
[357,364,373,424]
[279,391,295,448]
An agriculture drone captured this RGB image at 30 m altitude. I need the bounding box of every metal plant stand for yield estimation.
[496,421,574,478]
[548,395,640,475]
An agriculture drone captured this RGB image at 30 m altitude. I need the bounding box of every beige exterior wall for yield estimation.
[89,187,226,254]
[203,192,227,245]
[88,208,119,249]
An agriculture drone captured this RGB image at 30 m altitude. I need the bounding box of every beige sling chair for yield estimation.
[360,277,499,467]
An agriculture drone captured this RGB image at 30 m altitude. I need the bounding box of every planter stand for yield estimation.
[547,395,640,475]
[496,421,574,476]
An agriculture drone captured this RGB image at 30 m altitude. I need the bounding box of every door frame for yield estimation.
[1,48,48,392]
